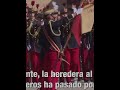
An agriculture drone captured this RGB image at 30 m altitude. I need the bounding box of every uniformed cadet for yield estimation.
[26,7,33,82]
[39,8,64,90]
[59,1,84,83]
[26,7,43,83]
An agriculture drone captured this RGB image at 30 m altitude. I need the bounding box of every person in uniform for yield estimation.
[81,32,90,82]
[59,8,75,83]
[79,0,94,82]
[60,2,84,83]
[62,9,80,83]
[39,8,63,90]
[26,7,33,82]
[26,7,44,83]
[81,30,94,82]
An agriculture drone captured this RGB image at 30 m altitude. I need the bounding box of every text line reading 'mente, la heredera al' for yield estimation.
[26,70,93,78]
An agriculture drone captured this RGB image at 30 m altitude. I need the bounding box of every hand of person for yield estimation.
[60,51,64,57]
[88,0,94,4]
[72,4,76,9]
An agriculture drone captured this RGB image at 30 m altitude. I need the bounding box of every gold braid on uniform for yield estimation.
[34,26,41,38]
[27,20,41,38]
[26,20,34,37]
[62,17,73,29]
[49,20,61,36]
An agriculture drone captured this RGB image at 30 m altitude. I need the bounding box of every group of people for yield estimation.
[26,0,94,90]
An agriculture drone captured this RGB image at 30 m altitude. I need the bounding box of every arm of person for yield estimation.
[71,13,77,18]
[80,0,85,7]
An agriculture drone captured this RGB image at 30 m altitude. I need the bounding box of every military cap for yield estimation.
[44,9,59,15]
